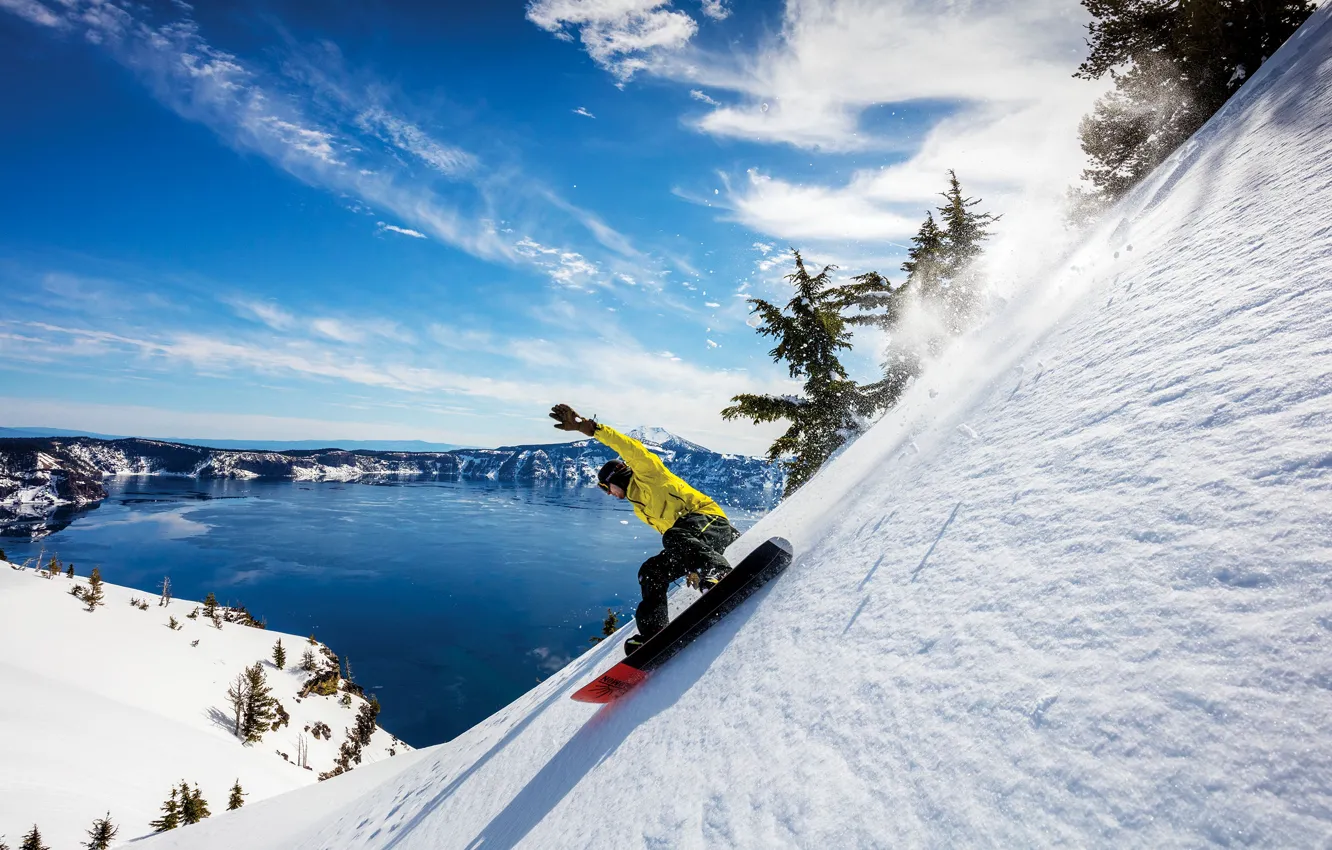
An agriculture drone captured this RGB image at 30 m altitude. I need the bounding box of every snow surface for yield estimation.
[0,562,413,847]
[29,7,1332,847]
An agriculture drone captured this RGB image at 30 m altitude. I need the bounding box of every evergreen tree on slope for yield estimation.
[1073,0,1315,209]
[84,813,117,850]
[723,250,896,496]
[84,567,105,612]
[240,663,277,744]
[19,826,47,850]
[179,781,210,824]
[149,787,180,831]
[227,779,246,810]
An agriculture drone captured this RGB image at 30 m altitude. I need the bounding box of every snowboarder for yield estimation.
[550,403,741,652]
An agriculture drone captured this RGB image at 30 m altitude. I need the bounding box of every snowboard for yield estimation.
[571,537,793,704]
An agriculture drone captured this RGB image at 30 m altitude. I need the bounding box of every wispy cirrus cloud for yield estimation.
[572,106,596,119]
[377,222,427,239]
[2,0,651,288]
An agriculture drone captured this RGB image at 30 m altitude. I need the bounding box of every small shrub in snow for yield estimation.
[168,616,180,630]
[300,648,317,671]
[340,693,352,708]
[310,720,332,740]
[308,632,318,645]
[227,779,246,810]
[355,695,381,746]
[84,812,118,849]
[84,567,105,612]
[187,607,199,619]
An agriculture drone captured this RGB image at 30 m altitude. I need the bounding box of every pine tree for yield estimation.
[240,662,277,744]
[602,608,619,637]
[934,170,999,333]
[149,787,180,831]
[179,781,210,824]
[227,779,246,810]
[300,648,317,671]
[65,564,74,578]
[46,556,59,578]
[1072,0,1315,208]
[84,567,105,612]
[19,825,48,850]
[84,813,118,850]
[343,655,354,684]
[0,547,7,563]
[354,695,381,746]
[202,591,218,619]
[272,638,286,670]
[723,250,890,496]
[308,633,318,645]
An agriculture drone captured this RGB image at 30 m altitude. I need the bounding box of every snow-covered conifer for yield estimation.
[19,825,48,850]
[202,591,217,618]
[273,638,286,669]
[83,813,117,849]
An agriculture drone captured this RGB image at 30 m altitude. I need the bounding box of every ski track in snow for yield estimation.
[134,7,1332,848]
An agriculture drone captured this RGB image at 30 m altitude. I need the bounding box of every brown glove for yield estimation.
[549,404,598,437]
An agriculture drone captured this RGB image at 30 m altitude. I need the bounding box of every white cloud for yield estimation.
[355,108,477,176]
[699,0,730,21]
[572,106,596,118]
[0,0,61,27]
[514,237,603,288]
[1,0,659,287]
[377,221,428,239]
[526,0,699,83]
[232,299,297,330]
[1,301,795,454]
[689,88,721,107]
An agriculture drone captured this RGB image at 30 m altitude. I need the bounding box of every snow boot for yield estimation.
[624,634,647,656]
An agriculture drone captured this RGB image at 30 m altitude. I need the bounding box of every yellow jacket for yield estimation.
[594,425,727,534]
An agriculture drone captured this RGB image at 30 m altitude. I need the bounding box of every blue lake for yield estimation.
[1,477,762,747]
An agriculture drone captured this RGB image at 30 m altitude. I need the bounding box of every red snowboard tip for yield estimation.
[571,662,648,703]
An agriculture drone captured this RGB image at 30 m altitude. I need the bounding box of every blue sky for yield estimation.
[0,0,1101,454]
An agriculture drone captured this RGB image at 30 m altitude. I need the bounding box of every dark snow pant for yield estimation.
[636,512,741,639]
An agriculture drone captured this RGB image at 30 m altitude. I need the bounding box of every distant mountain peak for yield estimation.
[627,426,710,454]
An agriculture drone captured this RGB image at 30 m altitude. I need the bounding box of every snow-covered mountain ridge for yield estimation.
[0,557,414,847]
[0,428,784,536]
[132,6,1332,847]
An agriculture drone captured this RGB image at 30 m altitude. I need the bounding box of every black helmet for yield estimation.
[597,459,633,492]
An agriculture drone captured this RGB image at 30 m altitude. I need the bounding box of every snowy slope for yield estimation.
[139,8,1332,849]
[0,562,414,847]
